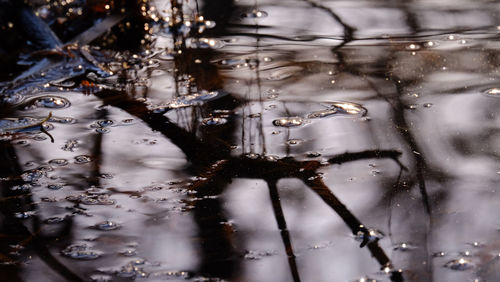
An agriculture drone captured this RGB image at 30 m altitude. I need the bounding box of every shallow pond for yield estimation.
[1,0,499,281]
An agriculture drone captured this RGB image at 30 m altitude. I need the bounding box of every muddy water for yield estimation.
[1,0,500,281]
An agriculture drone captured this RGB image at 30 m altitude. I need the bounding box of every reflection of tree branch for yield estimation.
[266,180,301,282]
[302,0,355,42]
[0,141,84,282]
[328,149,406,170]
[302,176,403,282]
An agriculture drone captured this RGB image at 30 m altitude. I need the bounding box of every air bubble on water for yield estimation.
[97,120,114,127]
[1,93,23,104]
[444,258,474,270]
[267,66,303,81]
[27,95,70,109]
[10,183,32,191]
[152,90,222,111]
[460,250,472,256]
[308,241,333,250]
[81,194,116,205]
[406,43,420,50]
[116,261,148,278]
[120,249,137,257]
[187,38,225,49]
[50,116,76,124]
[306,151,322,158]
[75,155,92,164]
[99,173,114,179]
[93,220,120,231]
[248,113,261,118]
[44,216,66,224]
[95,128,110,134]
[287,139,303,145]
[307,108,338,118]
[48,158,68,167]
[48,183,63,190]
[90,274,113,282]
[242,9,268,18]
[483,88,500,97]
[424,41,436,47]
[201,117,227,126]
[61,243,102,260]
[393,242,417,252]
[62,139,79,151]
[21,169,45,182]
[468,241,481,248]
[328,102,367,116]
[355,228,385,243]
[433,251,446,257]
[352,277,378,282]
[14,211,37,219]
[272,117,304,127]
[243,249,277,260]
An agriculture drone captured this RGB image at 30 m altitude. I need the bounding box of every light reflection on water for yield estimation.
[1,0,500,281]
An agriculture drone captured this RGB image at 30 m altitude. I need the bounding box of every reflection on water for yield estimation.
[1,0,500,281]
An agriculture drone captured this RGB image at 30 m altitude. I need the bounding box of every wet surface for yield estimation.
[0,0,500,281]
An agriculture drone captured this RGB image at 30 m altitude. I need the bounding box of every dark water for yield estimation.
[1,0,500,281]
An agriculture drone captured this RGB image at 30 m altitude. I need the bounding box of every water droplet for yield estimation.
[74,155,92,164]
[61,243,102,260]
[483,88,500,97]
[93,221,120,231]
[201,117,227,126]
[272,117,304,127]
[27,96,70,109]
[423,103,433,108]
[48,158,69,166]
[444,258,474,270]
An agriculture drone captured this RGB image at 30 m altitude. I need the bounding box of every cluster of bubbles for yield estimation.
[272,102,367,128]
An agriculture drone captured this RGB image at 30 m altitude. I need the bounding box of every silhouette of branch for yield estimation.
[266,180,302,282]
